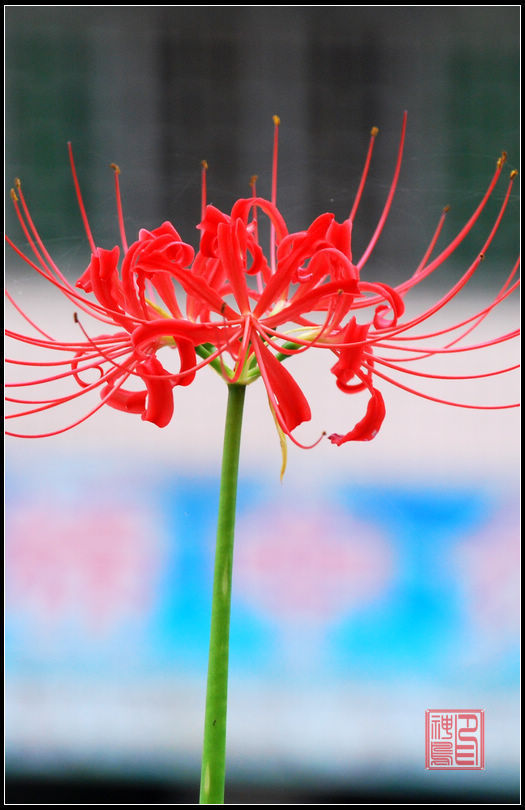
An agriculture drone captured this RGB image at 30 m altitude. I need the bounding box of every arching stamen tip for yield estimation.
[510,169,518,179]
[201,159,208,170]
[370,126,379,137]
[10,188,18,202]
[442,204,451,213]
[110,162,121,174]
[272,114,280,126]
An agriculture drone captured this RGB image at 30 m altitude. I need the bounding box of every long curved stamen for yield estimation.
[110,163,128,252]
[349,125,379,223]
[6,327,130,351]
[6,289,54,341]
[362,359,519,410]
[270,115,280,274]
[377,278,519,364]
[395,165,516,296]
[5,235,141,327]
[365,351,519,381]
[351,159,513,319]
[11,181,78,293]
[357,111,407,271]
[67,142,97,253]
[381,263,519,346]
[6,343,131,388]
[201,160,208,222]
[373,329,519,356]
[357,173,518,350]
[6,357,137,416]
[6,369,135,439]
[412,205,450,278]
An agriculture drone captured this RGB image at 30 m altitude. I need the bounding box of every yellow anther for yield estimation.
[201,159,208,170]
[510,169,518,179]
[272,114,280,126]
[497,151,508,169]
[370,126,379,137]
[249,174,258,187]
[10,188,18,202]
[443,204,451,213]
[14,177,21,189]
[110,163,121,174]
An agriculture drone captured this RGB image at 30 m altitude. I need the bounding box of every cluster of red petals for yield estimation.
[6,115,520,444]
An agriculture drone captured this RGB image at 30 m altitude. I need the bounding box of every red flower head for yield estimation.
[6,114,520,448]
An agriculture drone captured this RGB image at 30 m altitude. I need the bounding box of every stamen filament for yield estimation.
[68,142,97,253]
[349,125,379,222]
[110,163,129,253]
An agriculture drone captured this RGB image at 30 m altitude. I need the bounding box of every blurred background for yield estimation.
[5,6,520,804]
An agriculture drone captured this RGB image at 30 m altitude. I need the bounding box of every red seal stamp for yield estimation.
[425,710,485,770]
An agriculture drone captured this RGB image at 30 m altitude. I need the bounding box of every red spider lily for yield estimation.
[5,114,520,445]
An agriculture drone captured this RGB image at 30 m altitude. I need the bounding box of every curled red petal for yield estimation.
[197,205,232,257]
[254,212,336,317]
[139,220,184,243]
[326,218,353,259]
[358,281,405,328]
[102,385,147,415]
[131,318,238,351]
[138,355,174,428]
[230,196,289,244]
[329,384,385,444]
[296,247,359,285]
[331,317,370,390]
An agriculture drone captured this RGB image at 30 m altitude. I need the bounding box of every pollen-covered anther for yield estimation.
[201,160,208,170]
[10,188,18,203]
[497,151,508,169]
[443,204,451,213]
[370,126,379,137]
[110,163,121,174]
[14,177,22,189]
[510,169,518,179]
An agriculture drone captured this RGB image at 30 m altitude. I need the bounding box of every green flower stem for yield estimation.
[195,343,229,377]
[273,340,302,364]
[199,382,246,804]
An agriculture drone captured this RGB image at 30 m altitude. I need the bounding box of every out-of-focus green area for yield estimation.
[6,7,519,285]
